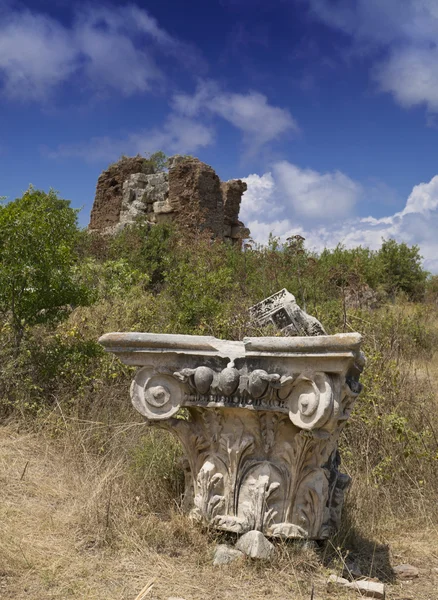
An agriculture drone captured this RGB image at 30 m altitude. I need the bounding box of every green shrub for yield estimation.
[0,187,92,352]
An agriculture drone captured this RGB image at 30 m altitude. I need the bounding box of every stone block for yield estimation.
[235,531,274,560]
[250,288,327,336]
[213,544,244,566]
[153,200,174,214]
[327,575,385,599]
[127,173,149,189]
[393,563,419,579]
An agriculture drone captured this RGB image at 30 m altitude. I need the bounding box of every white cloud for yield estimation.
[273,161,360,219]
[48,115,214,162]
[306,0,438,46]
[0,12,77,100]
[173,81,297,147]
[242,165,438,272]
[0,5,203,101]
[239,173,277,221]
[210,91,298,145]
[305,0,438,114]
[241,161,360,226]
[401,176,438,215]
[374,46,438,112]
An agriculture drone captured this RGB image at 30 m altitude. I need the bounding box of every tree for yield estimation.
[0,188,91,351]
[376,238,428,301]
[144,151,168,172]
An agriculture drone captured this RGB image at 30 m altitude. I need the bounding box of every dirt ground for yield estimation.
[0,427,437,600]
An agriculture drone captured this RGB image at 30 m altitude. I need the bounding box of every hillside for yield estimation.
[1,188,438,599]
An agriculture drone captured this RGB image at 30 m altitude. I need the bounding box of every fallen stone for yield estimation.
[213,544,244,566]
[327,574,385,599]
[393,564,419,579]
[235,530,275,560]
[249,288,327,336]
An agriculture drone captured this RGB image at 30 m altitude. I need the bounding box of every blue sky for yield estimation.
[1,0,438,270]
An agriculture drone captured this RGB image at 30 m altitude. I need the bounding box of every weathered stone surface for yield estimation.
[168,156,224,236]
[222,179,247,225]
[119,171,169,226]
[236,531,274,560]
[393,564,419,579]
[213,544,244,566]
[327,575,385,598]
[230,224,251,241]
[89,155,249,243]
[221,179,248,243]
[89,156,154,230]
[167,154,187,169]
[153,199,173,214]
[99,329,364,540]
[250,288,327,336]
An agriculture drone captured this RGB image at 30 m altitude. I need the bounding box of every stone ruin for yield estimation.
[89,154,249,244]
[99,290,365,549]
[250,289,327,336]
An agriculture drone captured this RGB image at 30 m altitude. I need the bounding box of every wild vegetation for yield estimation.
[0,188,437,598]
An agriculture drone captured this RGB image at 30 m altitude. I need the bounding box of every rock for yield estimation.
[327,574,385,599]
[235,530,275,560]
[213,544,244,566]
[393,564,419,579]
[250,288,327,336]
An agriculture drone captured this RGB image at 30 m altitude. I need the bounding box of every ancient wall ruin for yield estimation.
[89,156,155,231]
[89,154,249,243]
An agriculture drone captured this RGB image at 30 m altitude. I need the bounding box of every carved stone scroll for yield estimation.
[99,331,364,539]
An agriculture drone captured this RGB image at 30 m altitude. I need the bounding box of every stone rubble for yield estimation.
[393,563,419,579]
[235,530,275,560]
[327,574,385,599]
[250,288,327,336]
[213,544,244,566]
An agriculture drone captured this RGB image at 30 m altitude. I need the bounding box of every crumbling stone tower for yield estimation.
[89,154,249,244]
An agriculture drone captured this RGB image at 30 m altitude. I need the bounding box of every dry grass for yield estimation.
[1,303,438,599]
[0,423,437,600]
[0,425,322,599]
